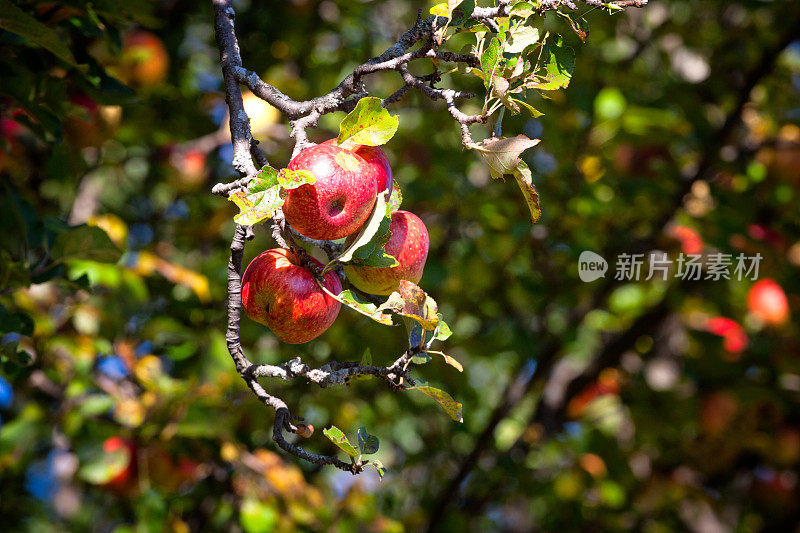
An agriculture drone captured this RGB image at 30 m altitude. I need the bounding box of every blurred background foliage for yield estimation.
[1,0,800,531]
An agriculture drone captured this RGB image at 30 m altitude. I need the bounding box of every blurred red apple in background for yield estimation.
[101,436,137,494]
[118,30,169,87]
[242,248,341,343]
[282,141,379,240]
[748,279,789,326]
[344,210,429,295]
[63,93,121,148]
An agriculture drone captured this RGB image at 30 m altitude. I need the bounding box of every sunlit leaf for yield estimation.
[388,180,403,213]
[371,460,386,480]
[319,285,394,326]
[558,12,589,42]
[78,446,130,484]
[480,36,501,89]
[410,381,464,422]
[323,425,360,457]
[228,186,283,226]
[338,96,399,147]
[329,195,392,267]
[468,135,541,223]
[380,280,440,330]
[277,168,316,189]
[426,350,463,372]
[505,25,540,53]
[526,36,574,90]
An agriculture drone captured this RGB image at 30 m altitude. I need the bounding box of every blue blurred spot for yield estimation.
[127,223,154,249]
[164,200,189,220]
[218,144,234,163]
[0,375,12,409]
[198,72,222,94]
[97,356,129,380]
[210,100,228,126]
[25,459,58,501]
[135,341,155,357]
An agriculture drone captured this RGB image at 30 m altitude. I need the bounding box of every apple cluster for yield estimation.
[241,139,430,343]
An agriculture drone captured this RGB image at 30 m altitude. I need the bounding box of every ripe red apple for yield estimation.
[343,210,429,295]
[101,436,137,494]
[748,279,789,325]
[118,30,169,87]
[282,142,379,240]
[242,248,342,343]
[322,139,392,194]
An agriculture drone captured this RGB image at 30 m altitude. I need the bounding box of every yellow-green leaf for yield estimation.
[338,97,399,147]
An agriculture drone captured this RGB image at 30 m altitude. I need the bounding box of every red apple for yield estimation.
[343,210,429,295]
[748,279,789,325]
[322,139,392,194]
[705,316,748,354]
[101,436,137,494]
[242,248,342,343]
[282,142,379,240]
[119,30,169,87]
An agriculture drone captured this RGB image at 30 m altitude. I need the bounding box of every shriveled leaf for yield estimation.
[357,427,379,455]
[505,25,540,53]
[320,285,393,326]
[380,280,439,330]
[228,187,283,226]
[338,97,399,147]
[480,36,501,89]
[469,135,540,179]
[558,12,589,42]
[52,225,122,264]
[514,160,541,223]
[371,460,386,480]
[78,447,130,484]
[0,0,78,66]
[277,168,316,189]
[410,382,464,422]
[427,350,463,372]
[526,36,574,90]
[323,426,359,458]
[469,135,541,224]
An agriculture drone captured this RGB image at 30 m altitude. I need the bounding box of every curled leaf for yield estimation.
[323,426,359,458]
[329,195,392,268]
[357,427,379,455]
[426,350,463,372]
[468,135,541,223]
[380,280,440,331]
[409,381,463,422]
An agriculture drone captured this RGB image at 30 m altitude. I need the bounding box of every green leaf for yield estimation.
[527,36,574,90]
[371,460,386,480]
[329,195,397,269]
[426,350,463,372]
[433,314,453,341]
[510,2,535,18]
[228,187,283,226]
[0,0,78,66]
[411,354,432,364]
[430,2,450,17]
[247,166,280,192]
[410,382,464,422]
[388,180,403,213]
[52,225,123,264]
[78,446,130,484]
[357,427,379,455]
[338,97,399,147]
[379,280,440,331]
[277,168,316,189]
[323,426,360,458]
[0,305,34,336]
[505,25,540,53]
[512,97,544,117]
[480,36,502,89]
[361,347,372,366]
[318,286,394,326]
[468,135,541,223]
